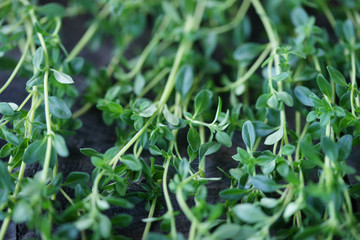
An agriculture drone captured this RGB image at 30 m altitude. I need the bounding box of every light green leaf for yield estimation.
[53,134,69,157]
[194,89,213,116]
[264,127,283,145]
[52,69,74,84]
[233,203,268,223]
[163,105,179,125]
[242,120,255,151]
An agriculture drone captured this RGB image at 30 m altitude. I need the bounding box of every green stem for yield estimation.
[142,198,157,240]
[65,4,109,63]
[72,102,93,119]
[205,0,250,35]
[163,157,177,240]
[0,22,32,95]
[217,44,271,92]
[350,51,359,116]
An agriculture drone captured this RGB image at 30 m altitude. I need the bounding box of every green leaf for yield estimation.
[294,86,314,106]
[33,47,43,70]
[199,142,221,161]
[215,131,232,147]
[163,105,179,125]
[98,214,111,238]
[291,7,309,26]
[194,89,212,116]
[105,197,134,209]
[0,161,14,192]
[0,102,15,115]
[134,74,145,96]
[212,224,242,239]
[12,201,33,223]
[23,140,46,164]
[139,104,157,117]
[52,69,74,84]
[277,92,294,107]
[37,3,65,17]
[321,137,338,162]
[234,43,265,63]
[219,188,249,200]
[161,2,181,24]
[187,126,200,152]
[2,128,20,145]
[253,121,275,137]
[337,135,352,162]
[233,203,268,223]
[342,19,355,43]
[283,202,299,218]
[242,120,255,151]
[281,144,295,156]
[326,66,347,87]
[250,175,280,192]
[316,74,332,98]
[175,65,194,97]
[272,72,290,82]
[111,214,133,228]
[80,148,103,158]
[64,172,90,188]
[264,127,283,145]
[48,96,72,119]
[53,134,69,157]
[121,154,142,171]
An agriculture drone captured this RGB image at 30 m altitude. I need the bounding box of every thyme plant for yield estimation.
[0,0,360,239]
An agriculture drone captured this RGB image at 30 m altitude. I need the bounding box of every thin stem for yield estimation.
[0,22,32,95]
[217,44,271,92]
[142,198,157,240]
[65,4,110,63]
[205,0,250,35]
[72,102,93,119]
[163,157,177,240]
[350,51,359,116]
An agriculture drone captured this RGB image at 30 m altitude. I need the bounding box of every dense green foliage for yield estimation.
[1,0,360,239]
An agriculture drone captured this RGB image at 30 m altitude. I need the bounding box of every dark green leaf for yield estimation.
[175,65,194,97]
[219,188,249,200]
[37,3,65,17]
[111,214,133,228]
[316,74,332,99]
[194,89,212,116]
[187,126,200,152]
[337,135,352,162]
[23,140,46,164]
[234,43,265,63]
[321,137,338,162]
[294,86,314,106]
[49,96,72,119]
[0,161,14,192]
[199,142,221,161]
[64,172,90,188]
[0,102,15,115]
[121,154,142,171]
[80,148,103,158]
[250,175,280,192]
[327,66,347,87]
[215,131,232,147]
[2,129,20,145]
